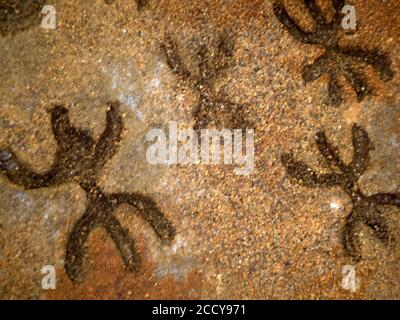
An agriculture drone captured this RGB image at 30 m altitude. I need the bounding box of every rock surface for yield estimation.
[0,0,399,299]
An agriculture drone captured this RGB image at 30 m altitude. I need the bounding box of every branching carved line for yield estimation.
[281,124,400,261]
[0,102,176,281]
[273,0,394,106]
[161,32,253,132]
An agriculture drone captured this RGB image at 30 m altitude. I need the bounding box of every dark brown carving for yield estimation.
[0,102,175,281]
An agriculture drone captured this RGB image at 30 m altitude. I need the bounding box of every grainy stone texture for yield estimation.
[0,0,399,299]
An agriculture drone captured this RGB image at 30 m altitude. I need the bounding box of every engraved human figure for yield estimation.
[162,32,253,132]
[0,102,175,281]
[273,0,394,106]
[282,124,400,261]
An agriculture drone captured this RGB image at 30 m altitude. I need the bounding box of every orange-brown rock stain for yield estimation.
[48,229,203,300]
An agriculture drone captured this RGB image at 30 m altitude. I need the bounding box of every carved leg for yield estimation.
[65,204,96,281]
[361,206,392,246]
[343,67,371,102]
[110,193,176,242]
[102,214,140,272]
[325,73,342,106]
[342,209,362,262]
